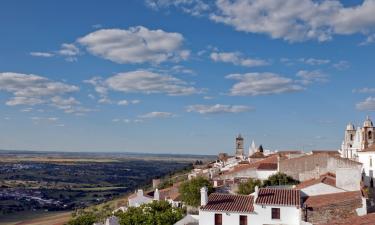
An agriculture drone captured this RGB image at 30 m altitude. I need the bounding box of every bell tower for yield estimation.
[235,134,244,158]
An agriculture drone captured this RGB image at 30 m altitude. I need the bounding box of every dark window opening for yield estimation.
[369,131,372,139]
[240,215,247,225]
[272,208,280,220]
[215,214,222,225]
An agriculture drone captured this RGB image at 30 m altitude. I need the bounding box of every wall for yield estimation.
[199,206,300,225]
[336,167,361,191]
[358,152,375,187]
[199,210,253,225]
[250,204,301,225]
[279,154,362,182]
[303,197,362,225]
[300,183,344,197]
[220,168,276,181]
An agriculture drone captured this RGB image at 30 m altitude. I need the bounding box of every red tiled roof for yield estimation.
[200,193,254,213]
[303,191,362,208]
[312,150,339,154]
[223,155,278,175]
[320,213,375,225]
[295,173,336,189]
[255,188,301,207]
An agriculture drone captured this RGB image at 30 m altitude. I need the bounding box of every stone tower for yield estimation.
[362,116,374,149]
[235,134,244,158]
[344,122,356,149]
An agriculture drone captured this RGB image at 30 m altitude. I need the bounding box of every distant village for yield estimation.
[99,116,375,225]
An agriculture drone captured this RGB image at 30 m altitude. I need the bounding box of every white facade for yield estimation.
[358,151,375,187]
[300,183,344,197]
[199,206,301,225]
[128,189,153,207]
[340,116,375,160]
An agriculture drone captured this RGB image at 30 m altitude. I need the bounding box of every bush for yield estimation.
[179,177,213,207]
[237,179,262,195]
[116,201,184,225]
[263,172,299,187]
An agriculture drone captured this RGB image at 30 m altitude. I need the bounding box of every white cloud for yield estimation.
[210,51,268,67]
[30,52,54,57]
[0,72,81,111]
[333,60,350,70]
[117,99,140,106]
[87,70,200,96]
[138,111,175,119]
[353,88,375,94]
[299,58,330,65]
[186,104,253,114]
[356,97,375,111]
[296,70,328,85]
[226,72,304,96]
[145,0,211,16]
[209,0,375,42]
[78,26,189,64]
[58,43,80,56]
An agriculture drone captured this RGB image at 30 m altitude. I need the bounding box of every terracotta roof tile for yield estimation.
[200,193,254,213]
[223,155,278,175]
[295,173,336,189]
[303,191,362,208]
[255,188,301,207]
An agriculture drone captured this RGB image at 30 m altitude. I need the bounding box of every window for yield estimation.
[215,214,222,225]
[272,208,280,220]
[240,215,247,225]
[369,131,372,139]
[370,157,373,168]
[350,134,354,141]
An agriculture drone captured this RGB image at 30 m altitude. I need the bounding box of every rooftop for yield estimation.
[303,191,362,208]
[200,193,254,213]
[295,173,336,190]
[321,213,375,225]
[255,188,301,207]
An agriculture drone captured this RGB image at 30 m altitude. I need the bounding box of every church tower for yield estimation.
[344,122,356,149]
[362,116,374,149]
[235,134,244,158]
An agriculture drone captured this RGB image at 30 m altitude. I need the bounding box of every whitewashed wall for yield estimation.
[300,183,344,197]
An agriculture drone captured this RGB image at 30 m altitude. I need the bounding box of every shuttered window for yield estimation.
[272,208,280,219]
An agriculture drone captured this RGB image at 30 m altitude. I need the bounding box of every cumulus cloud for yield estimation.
[30,52,54,57]
[353,88,375,94]
[86,70,201,96]
[299,58,330,65]
[209,0,375,42]
[138,111,175,119]
[210,51,268,67]
[0,72,92,115]
[296,70,328,85]
[186,104,253,114]
[117,99,140,106]
[145,0,211,16]
[333,60,350,70]
[78,26,189,64]
[226,72,304,96]
[356,97,375,111]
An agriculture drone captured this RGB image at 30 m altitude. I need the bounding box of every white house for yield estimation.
[199,186,301,225]
[358,144,375,187]
[295,173,345,197]
[128,189,153,207]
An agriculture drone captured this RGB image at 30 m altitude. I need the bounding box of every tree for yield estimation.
[179,177,213,207]
[263,172,299,187]
[67,212,96,225]
[237,179,262,195]
[116,200,184,225]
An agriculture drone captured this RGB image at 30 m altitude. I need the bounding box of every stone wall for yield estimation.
[279,153,362,182]
[302,198,362,225]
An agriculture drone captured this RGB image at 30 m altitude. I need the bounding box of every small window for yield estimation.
[215,214,222,225]
[369,131,372,140]
[370,157,373,168]
[240,215,247,225]
[272,208,280,220]
[350,134,354,141]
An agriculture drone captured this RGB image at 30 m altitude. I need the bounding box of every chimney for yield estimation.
[277,155,280,172]
[137,189,144,197]
[254,186,259,201]
[200,186,208,206]
[154,188,160,201]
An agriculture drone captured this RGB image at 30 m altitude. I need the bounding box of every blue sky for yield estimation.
[0,0,375,154]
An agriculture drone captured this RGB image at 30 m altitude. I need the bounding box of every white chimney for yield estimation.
[200,186,208,206]
[137,189,144,197]
[254,186,259,201]
[154,188,160,201]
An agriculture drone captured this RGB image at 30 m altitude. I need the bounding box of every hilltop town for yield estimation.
[88,116,375,225]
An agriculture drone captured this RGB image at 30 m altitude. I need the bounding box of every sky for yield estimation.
[0,0,375,154]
